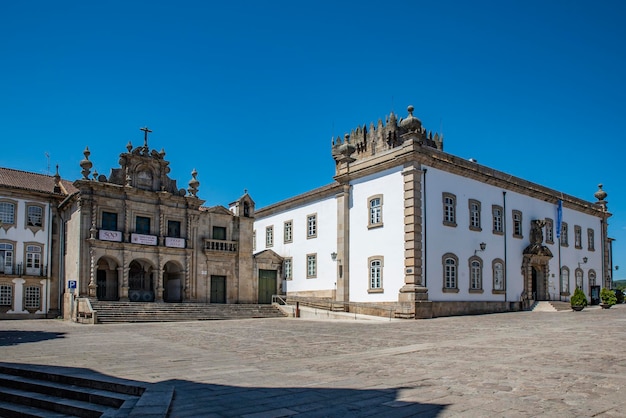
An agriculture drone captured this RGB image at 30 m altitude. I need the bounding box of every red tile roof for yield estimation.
[0,167,77,196]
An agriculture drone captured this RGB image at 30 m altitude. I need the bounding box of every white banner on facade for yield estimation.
[131,233,157,246]
[99,230,122,242]
[165,237,185,248]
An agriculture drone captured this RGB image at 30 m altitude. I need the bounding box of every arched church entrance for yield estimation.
[96,257,119,301]
[163,261,184,303]
[128,260,155,302]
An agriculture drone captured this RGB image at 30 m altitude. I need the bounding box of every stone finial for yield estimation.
[594,184,607,201]
[126,141,133,152]
[53,164,61,193]
[80,147,93,179]
[188,169,200,197]
[92,169,99,181]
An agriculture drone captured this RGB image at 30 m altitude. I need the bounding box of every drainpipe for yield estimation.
[45,203,53,318]
[502,191,507,303]
[422,168,427,287]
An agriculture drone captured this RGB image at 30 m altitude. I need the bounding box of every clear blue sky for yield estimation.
[1,1,625,278]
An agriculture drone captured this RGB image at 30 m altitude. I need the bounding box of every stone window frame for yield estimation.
[265,225,274,248]
[368,195,384,229]
[306,253,317,278]
[468,199,482,232]
[368,255,384,293]
[560,222,569,247]
[442,193,457,227]
[588,269,597,286]
[168,219,183,238]
[101,210,119,231]
[24,242,43,276]
[575,268,584,289]
[306,213,317,239]
[284,220,293,244]
[468,255,483,293]
[24,285,41,310]
[492,205,503,235]
[545,218,554,244]
[0,240,16,275]
[134,214,152,235]
[442,253,459,292]
[0,283,12,308]
[25,202,45,233]
[252,230,256,252]
[283,257,293,280]
[560,266,570,296]
[492,258,506,294]
[0,199,17,229]
[574,225,582,249]
[587,228,595,251]
[512,210,523,239]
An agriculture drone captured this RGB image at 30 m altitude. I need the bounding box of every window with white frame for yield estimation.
[574,225,582,249]
[284,220,293,243]
[589,270,596,286]
[368,256,383,291]
[306,254,317,278]
[560,222,568,247]
[469,257,482,291]
[469,200,481,231]
[442,253,458,290]
[0,285,12,306]
[575,269,583,289]
[442,193,456,226]
[368,195,383,228]
[492,205,503,235]
[545,218,554,244]
[0,201,16,226]
[493,260,505,292]
[587,228,595,251]
[0,243,14,274]
[26,204,43,227]
[307,214,317,238]
[561,267,570,294]
[512,210,523,238]
[284,258,293,280]
[24,286,40,309]
[26,245,42,275]
[265,226,274,248]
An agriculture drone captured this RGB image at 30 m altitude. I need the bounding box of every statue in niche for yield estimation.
[530,219,546,245]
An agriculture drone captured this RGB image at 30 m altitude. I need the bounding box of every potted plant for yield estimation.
[600,288,617,309]
[570,288,588,311]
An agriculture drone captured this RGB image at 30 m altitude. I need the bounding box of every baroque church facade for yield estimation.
[253,106,613,318]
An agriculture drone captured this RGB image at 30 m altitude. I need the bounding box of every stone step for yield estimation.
[0,387,111,417]
[0,399,75,418]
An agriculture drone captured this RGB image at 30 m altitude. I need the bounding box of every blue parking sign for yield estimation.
[68,280,77,289]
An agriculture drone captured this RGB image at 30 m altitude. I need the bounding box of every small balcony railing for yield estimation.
[204,239,238,253]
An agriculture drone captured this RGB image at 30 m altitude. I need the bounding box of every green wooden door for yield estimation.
[258,270,277,304]
[210,275,226,303]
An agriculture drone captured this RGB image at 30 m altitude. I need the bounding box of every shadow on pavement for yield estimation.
[0,330,66,346]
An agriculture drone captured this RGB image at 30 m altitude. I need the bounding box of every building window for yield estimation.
[25,244,42,276]
[26,204,44,227]
[284,258,293,280]
[574,225,582,249]
[560,267,570,295]
[560,222,568,247]
[493,259,505,292]
[545,218,554,244]
[0,285,12,306]
[442,253,459,291]
[589,270,597,286]
[24,286,40,309]
[469,257,483,291]
[469,200,481,231]
[252,231,256,251]
[512,210,523,238]
[492,205,503,235]
[213,226,226,240]
[136,216,151,235]
[587,228,595,251]
[442,193,457,227]
[284,220,293,243]
[266,226,274,248]
[575,269,583,289]
[168,220,182,238]
[368,256,384,292]
[307,214,317,239]
[102,211,118,231]
[0,243,14,274]
[368,195,383,228]
[306,254,317,278]
[0,201,16,226]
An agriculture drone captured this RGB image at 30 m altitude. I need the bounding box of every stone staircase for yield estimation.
[531,301,573,312]
[0,363,172,417]
[90,300,287,324]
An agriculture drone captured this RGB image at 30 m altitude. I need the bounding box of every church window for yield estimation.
[307,253,317,278]
[587,228,595,251]
[265,226,273,248]
[368,195,383,228]
[512,210,523,238]
[469,199,481,231]
[574,225,582,249]
[469,257,482,291]
[368,256,384,292]
[545,218,554,244]
[560,222,568,247]
[560,267,570,294]
[493,260,505,292]
[284,220,293,243]
[589,270,597,286]
[492,205,503,235]
[307,214,317,238]
[442,253,458,291]
[102,212,118,231]
[442,193,457,227]
[136,216,151,235]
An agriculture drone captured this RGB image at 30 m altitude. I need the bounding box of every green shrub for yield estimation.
[600,288,617,306]
[570,288,588,307]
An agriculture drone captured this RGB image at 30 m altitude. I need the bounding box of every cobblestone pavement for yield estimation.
[1,305,626,417]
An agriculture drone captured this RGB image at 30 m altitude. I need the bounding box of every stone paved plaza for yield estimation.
[1,305,626,417]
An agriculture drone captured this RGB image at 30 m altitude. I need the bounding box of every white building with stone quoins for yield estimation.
[254,106,613,318]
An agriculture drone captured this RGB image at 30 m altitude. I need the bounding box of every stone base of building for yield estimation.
[430,301,521,318]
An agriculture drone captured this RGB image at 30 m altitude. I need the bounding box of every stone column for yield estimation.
[335,184,350,302]
[156,262,164,302]
[117,267,125,300]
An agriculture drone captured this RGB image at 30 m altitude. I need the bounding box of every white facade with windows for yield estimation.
[254,106,612,318]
